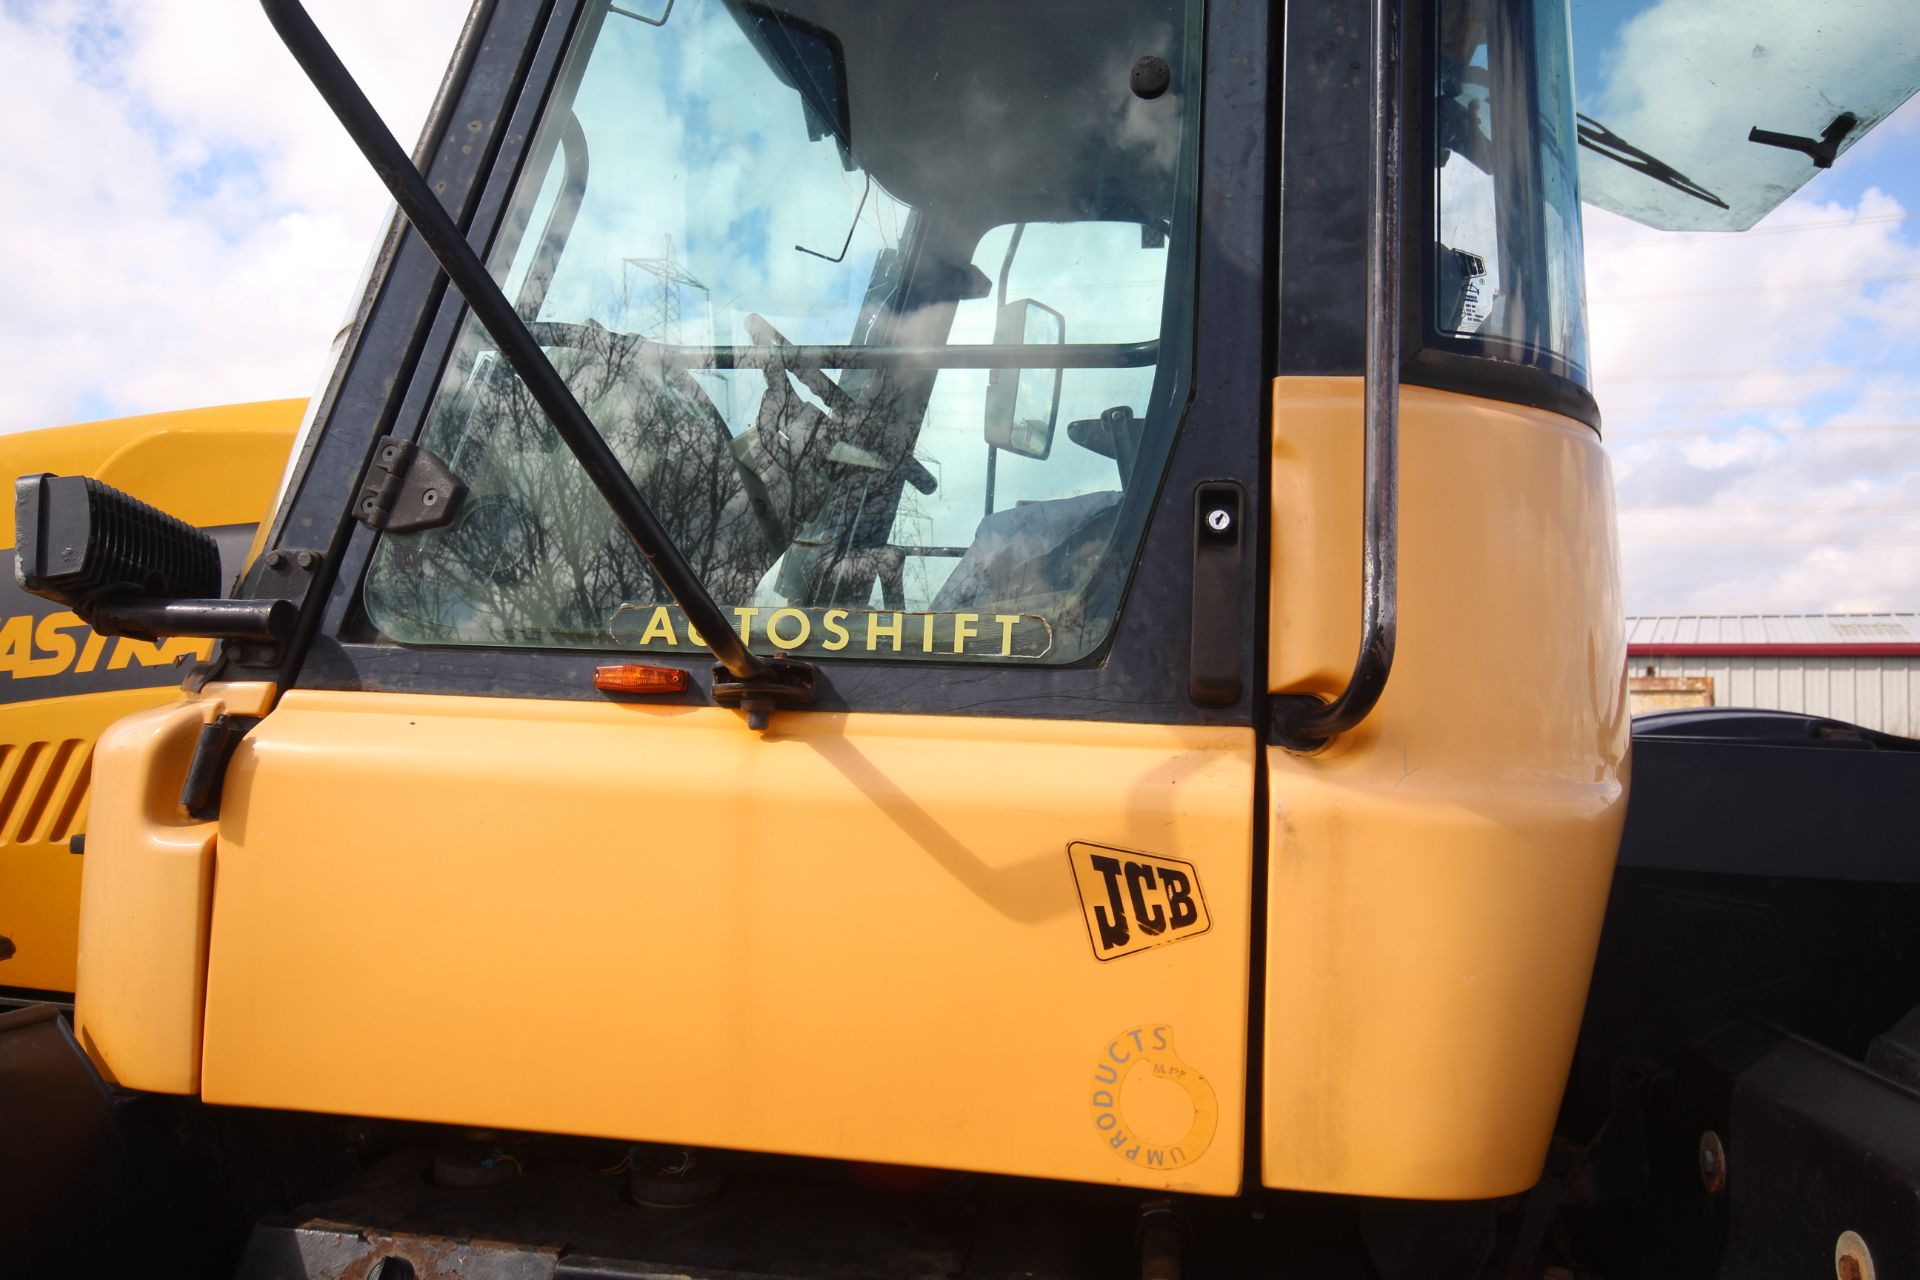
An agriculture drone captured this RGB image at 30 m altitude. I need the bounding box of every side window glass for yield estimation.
[362,0,1202,667]
[887,222,1169,621]
[1434,0,1590,380]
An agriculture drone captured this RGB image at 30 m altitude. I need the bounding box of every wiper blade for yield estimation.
[1576,113,1728,212]
[259,0,813,729]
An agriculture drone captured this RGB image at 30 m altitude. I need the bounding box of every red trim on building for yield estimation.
[1628,643,1920,658]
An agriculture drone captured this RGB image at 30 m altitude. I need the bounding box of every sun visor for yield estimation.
[1571,0,1920,231]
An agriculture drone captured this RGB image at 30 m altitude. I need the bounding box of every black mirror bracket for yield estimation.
[197,547,328,680]
[711,657,817,731]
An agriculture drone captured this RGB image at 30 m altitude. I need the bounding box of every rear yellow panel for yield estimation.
[0,402,300,993]
[201,697,1256,1192]
[0,689,195,993]
[1263,379,1629,1198]
[70,698,219,1089]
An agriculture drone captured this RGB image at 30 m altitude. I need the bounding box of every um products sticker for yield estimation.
[1088,1024,1219,1171]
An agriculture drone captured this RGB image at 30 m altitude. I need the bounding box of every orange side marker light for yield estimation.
[593,663,690,694]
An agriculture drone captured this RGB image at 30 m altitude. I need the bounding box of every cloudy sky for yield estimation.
[0,0,1915,616]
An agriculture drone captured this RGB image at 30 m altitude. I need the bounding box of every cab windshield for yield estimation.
[365,0,1202,665]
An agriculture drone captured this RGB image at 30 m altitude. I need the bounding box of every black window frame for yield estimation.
[253,0,1274,727]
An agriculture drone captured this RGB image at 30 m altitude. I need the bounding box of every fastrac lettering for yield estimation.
[0,611,208,682]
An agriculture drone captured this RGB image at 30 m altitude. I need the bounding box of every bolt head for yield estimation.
[1130,54,1171,99]
[296,551,318,570]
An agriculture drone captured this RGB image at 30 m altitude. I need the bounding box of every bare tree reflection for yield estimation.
[366,317,939,647]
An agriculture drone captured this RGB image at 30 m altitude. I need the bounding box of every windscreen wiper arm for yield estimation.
[1576,113,1729,211]
[259,0,813,729]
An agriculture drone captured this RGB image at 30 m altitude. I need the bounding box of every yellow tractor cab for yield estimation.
[5,0,1918,1276]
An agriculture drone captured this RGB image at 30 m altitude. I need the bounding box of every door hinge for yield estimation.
[356,436,465,532]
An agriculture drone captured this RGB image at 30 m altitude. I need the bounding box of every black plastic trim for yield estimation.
[1403,346,1601,429]
[1240,0,1283,1194]
[1273,0,1370,376]
[1618,710,1920,883]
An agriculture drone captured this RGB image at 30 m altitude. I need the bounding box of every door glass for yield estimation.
[363,0,1203,665]
[894,221,1168,624]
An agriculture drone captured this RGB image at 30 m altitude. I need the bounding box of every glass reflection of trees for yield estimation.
[367,323,936,648]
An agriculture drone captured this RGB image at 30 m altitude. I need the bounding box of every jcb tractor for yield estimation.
[5,0,1919,1276]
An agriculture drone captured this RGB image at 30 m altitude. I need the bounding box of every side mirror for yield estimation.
[984,299,1066,460]
[13,474,290,642]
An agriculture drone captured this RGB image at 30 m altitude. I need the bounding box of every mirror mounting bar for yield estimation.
[258,0,811,724]
[1271,0,1401,751]
[13,472,293,644]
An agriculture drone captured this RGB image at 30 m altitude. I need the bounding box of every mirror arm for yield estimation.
[87,598,295,644]
[1272,0,1401,750]
[996,223,1027,307]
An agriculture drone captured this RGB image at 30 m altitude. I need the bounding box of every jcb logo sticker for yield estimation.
[1067,842,1209,961]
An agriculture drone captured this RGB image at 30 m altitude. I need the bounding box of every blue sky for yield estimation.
[1582,89,1920,612]
[0,0,1913,615]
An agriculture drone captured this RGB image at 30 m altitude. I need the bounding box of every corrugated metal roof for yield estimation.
[1624,613,1920,646]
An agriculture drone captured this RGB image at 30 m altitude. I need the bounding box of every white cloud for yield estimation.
[1578,0,1920,229]
[1588,98,1920,614]
[0,0,469,431]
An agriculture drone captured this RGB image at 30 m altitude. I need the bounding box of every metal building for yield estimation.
[1625,613,1920,736]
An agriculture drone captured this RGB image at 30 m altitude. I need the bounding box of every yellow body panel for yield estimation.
[61,385,1626,1199]
[0,402,300,993]
[0,401,302,523]
[196,696,1256,1192]
[0,688,199,993]
[1262,379,1630,1198]
[71,683,275,1091]
[70,698,221,1089]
